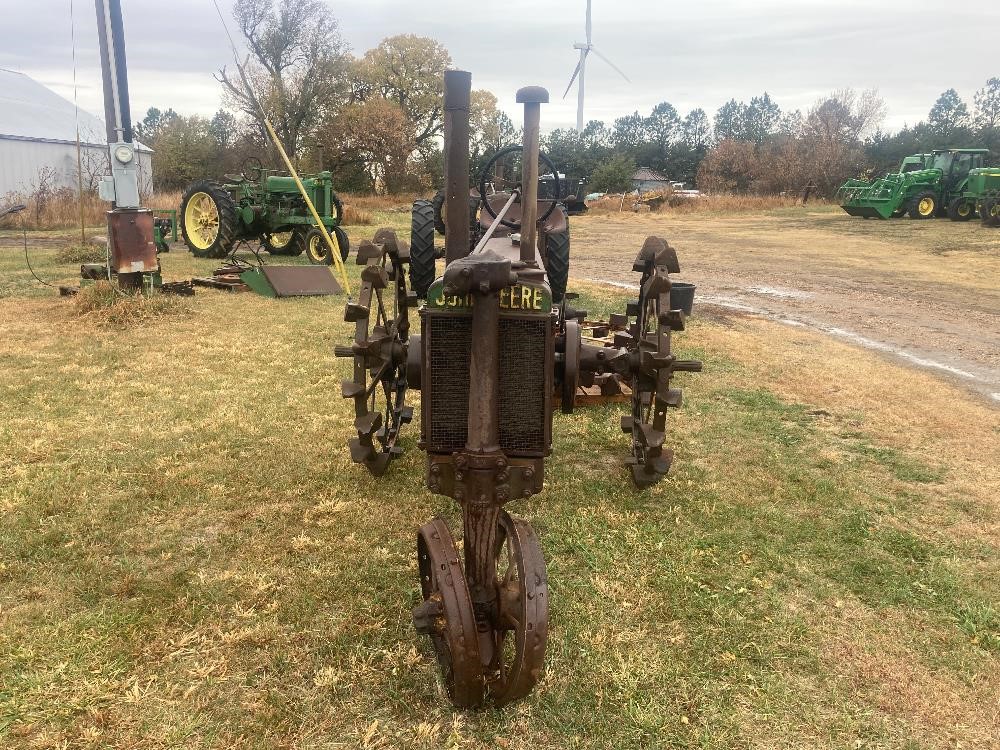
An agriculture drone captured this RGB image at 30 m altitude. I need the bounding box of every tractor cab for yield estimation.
[931,149,989,191]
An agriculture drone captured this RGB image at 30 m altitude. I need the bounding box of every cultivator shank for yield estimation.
[335,71,701,707]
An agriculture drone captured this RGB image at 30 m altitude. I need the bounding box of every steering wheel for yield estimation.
[240,156,263,183]
[478,144,562,229]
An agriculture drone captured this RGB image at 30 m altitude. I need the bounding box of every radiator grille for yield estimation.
[427,315,548,455]
[498,319,547,452]
[429,316,471,451]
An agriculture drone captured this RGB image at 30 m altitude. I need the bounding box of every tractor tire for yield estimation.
[431,191,447,235]
[180,180,238,258]
[262,230,300,256]
[546,227,570,304]
[981,198,1000,227]
[331,193,344,224]
[431,190,482,246]
[333,226,350,261]
[947,198,974,222]
[300,226,349,265]
[907,191,937,220]
[410,200,437,298]
[891,207,907,218]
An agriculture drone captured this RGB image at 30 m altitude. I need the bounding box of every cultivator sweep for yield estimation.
[334,71,701,707]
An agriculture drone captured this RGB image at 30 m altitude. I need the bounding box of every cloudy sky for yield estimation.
[2,0,996,134]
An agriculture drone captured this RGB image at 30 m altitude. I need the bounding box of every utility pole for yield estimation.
[94,0,157,291]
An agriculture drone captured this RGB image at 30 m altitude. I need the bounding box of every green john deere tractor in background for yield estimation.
[838,148,990,220]
[947,167,1000,226]
[179,158,349,264]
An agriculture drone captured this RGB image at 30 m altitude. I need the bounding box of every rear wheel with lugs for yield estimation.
[336,229,413,476]
[180,180,239,258]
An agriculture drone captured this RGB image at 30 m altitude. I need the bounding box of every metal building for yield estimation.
[0,68,152,197]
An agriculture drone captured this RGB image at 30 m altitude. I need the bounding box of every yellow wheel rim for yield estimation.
[268,231,294,249]
[307,234,325,262]
[184,192,220,250]
[957,203,971,217]
[306,232,339,263]
[991,204,1000,218]
[918,197,934,216]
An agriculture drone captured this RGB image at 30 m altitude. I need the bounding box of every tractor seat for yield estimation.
[223,174,246,183]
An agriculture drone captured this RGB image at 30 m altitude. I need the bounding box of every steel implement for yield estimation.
[335,69,702,707]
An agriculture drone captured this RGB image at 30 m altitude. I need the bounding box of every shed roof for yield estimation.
[0,68,149,151]
[631,167,670,182]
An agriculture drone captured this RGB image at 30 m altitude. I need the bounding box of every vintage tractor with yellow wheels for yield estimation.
[179,158,350,264]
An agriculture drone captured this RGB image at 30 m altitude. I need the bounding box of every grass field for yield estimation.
[1,206,998,749]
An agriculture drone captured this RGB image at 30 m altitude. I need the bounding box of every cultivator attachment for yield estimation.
[333,71,701,709]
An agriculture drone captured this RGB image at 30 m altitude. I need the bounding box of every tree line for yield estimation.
[136,0,1000,198]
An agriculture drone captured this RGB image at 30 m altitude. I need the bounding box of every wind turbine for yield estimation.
[562,0,631,132]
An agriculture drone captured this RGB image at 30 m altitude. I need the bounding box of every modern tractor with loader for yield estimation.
[838,148,990,220]
[179,159,350,264]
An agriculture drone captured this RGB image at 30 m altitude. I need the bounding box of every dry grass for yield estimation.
[0,189,183,231]
[0,213,997,748]
[341,192,423,213]
[340,204,373,226]
[586,191,830,216]
[72,281,191,326]
[54,244,107,264]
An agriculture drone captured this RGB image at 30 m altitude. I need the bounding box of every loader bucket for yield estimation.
[240,265,342,297]
[840,204,890,219]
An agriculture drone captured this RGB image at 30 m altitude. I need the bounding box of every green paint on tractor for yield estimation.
[838,149,990,220]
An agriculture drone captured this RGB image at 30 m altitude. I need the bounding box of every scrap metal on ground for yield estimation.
[334,70,702,708]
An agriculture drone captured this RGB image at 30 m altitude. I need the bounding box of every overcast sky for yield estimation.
[1,0,996,135]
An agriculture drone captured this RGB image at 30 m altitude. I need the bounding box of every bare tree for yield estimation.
[217,0,351,160]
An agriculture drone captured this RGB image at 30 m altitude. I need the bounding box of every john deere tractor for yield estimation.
[180,158,349,264]
[947,166,1000,226]
[838,148,989,220]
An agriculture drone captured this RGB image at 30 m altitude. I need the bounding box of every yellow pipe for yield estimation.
[262,118,351,295]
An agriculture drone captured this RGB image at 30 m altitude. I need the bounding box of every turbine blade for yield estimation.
[586,0,592,44]
[562,58,583,99]
[589,46,630,83]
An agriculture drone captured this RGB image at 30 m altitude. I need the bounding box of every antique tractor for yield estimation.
[179,158,349,264]
[335,71,701,707]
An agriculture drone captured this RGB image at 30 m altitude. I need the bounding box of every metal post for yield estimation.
[93,0,156,291]
[443,71,472,264]
[516,87,548,264]
[94,0,133,145]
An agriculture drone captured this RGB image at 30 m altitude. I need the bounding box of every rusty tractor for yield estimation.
[334,70,702,708]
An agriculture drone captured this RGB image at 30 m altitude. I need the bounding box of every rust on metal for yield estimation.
[336,69,702,710]
[107,209,157,275]
[443,71,472,264]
